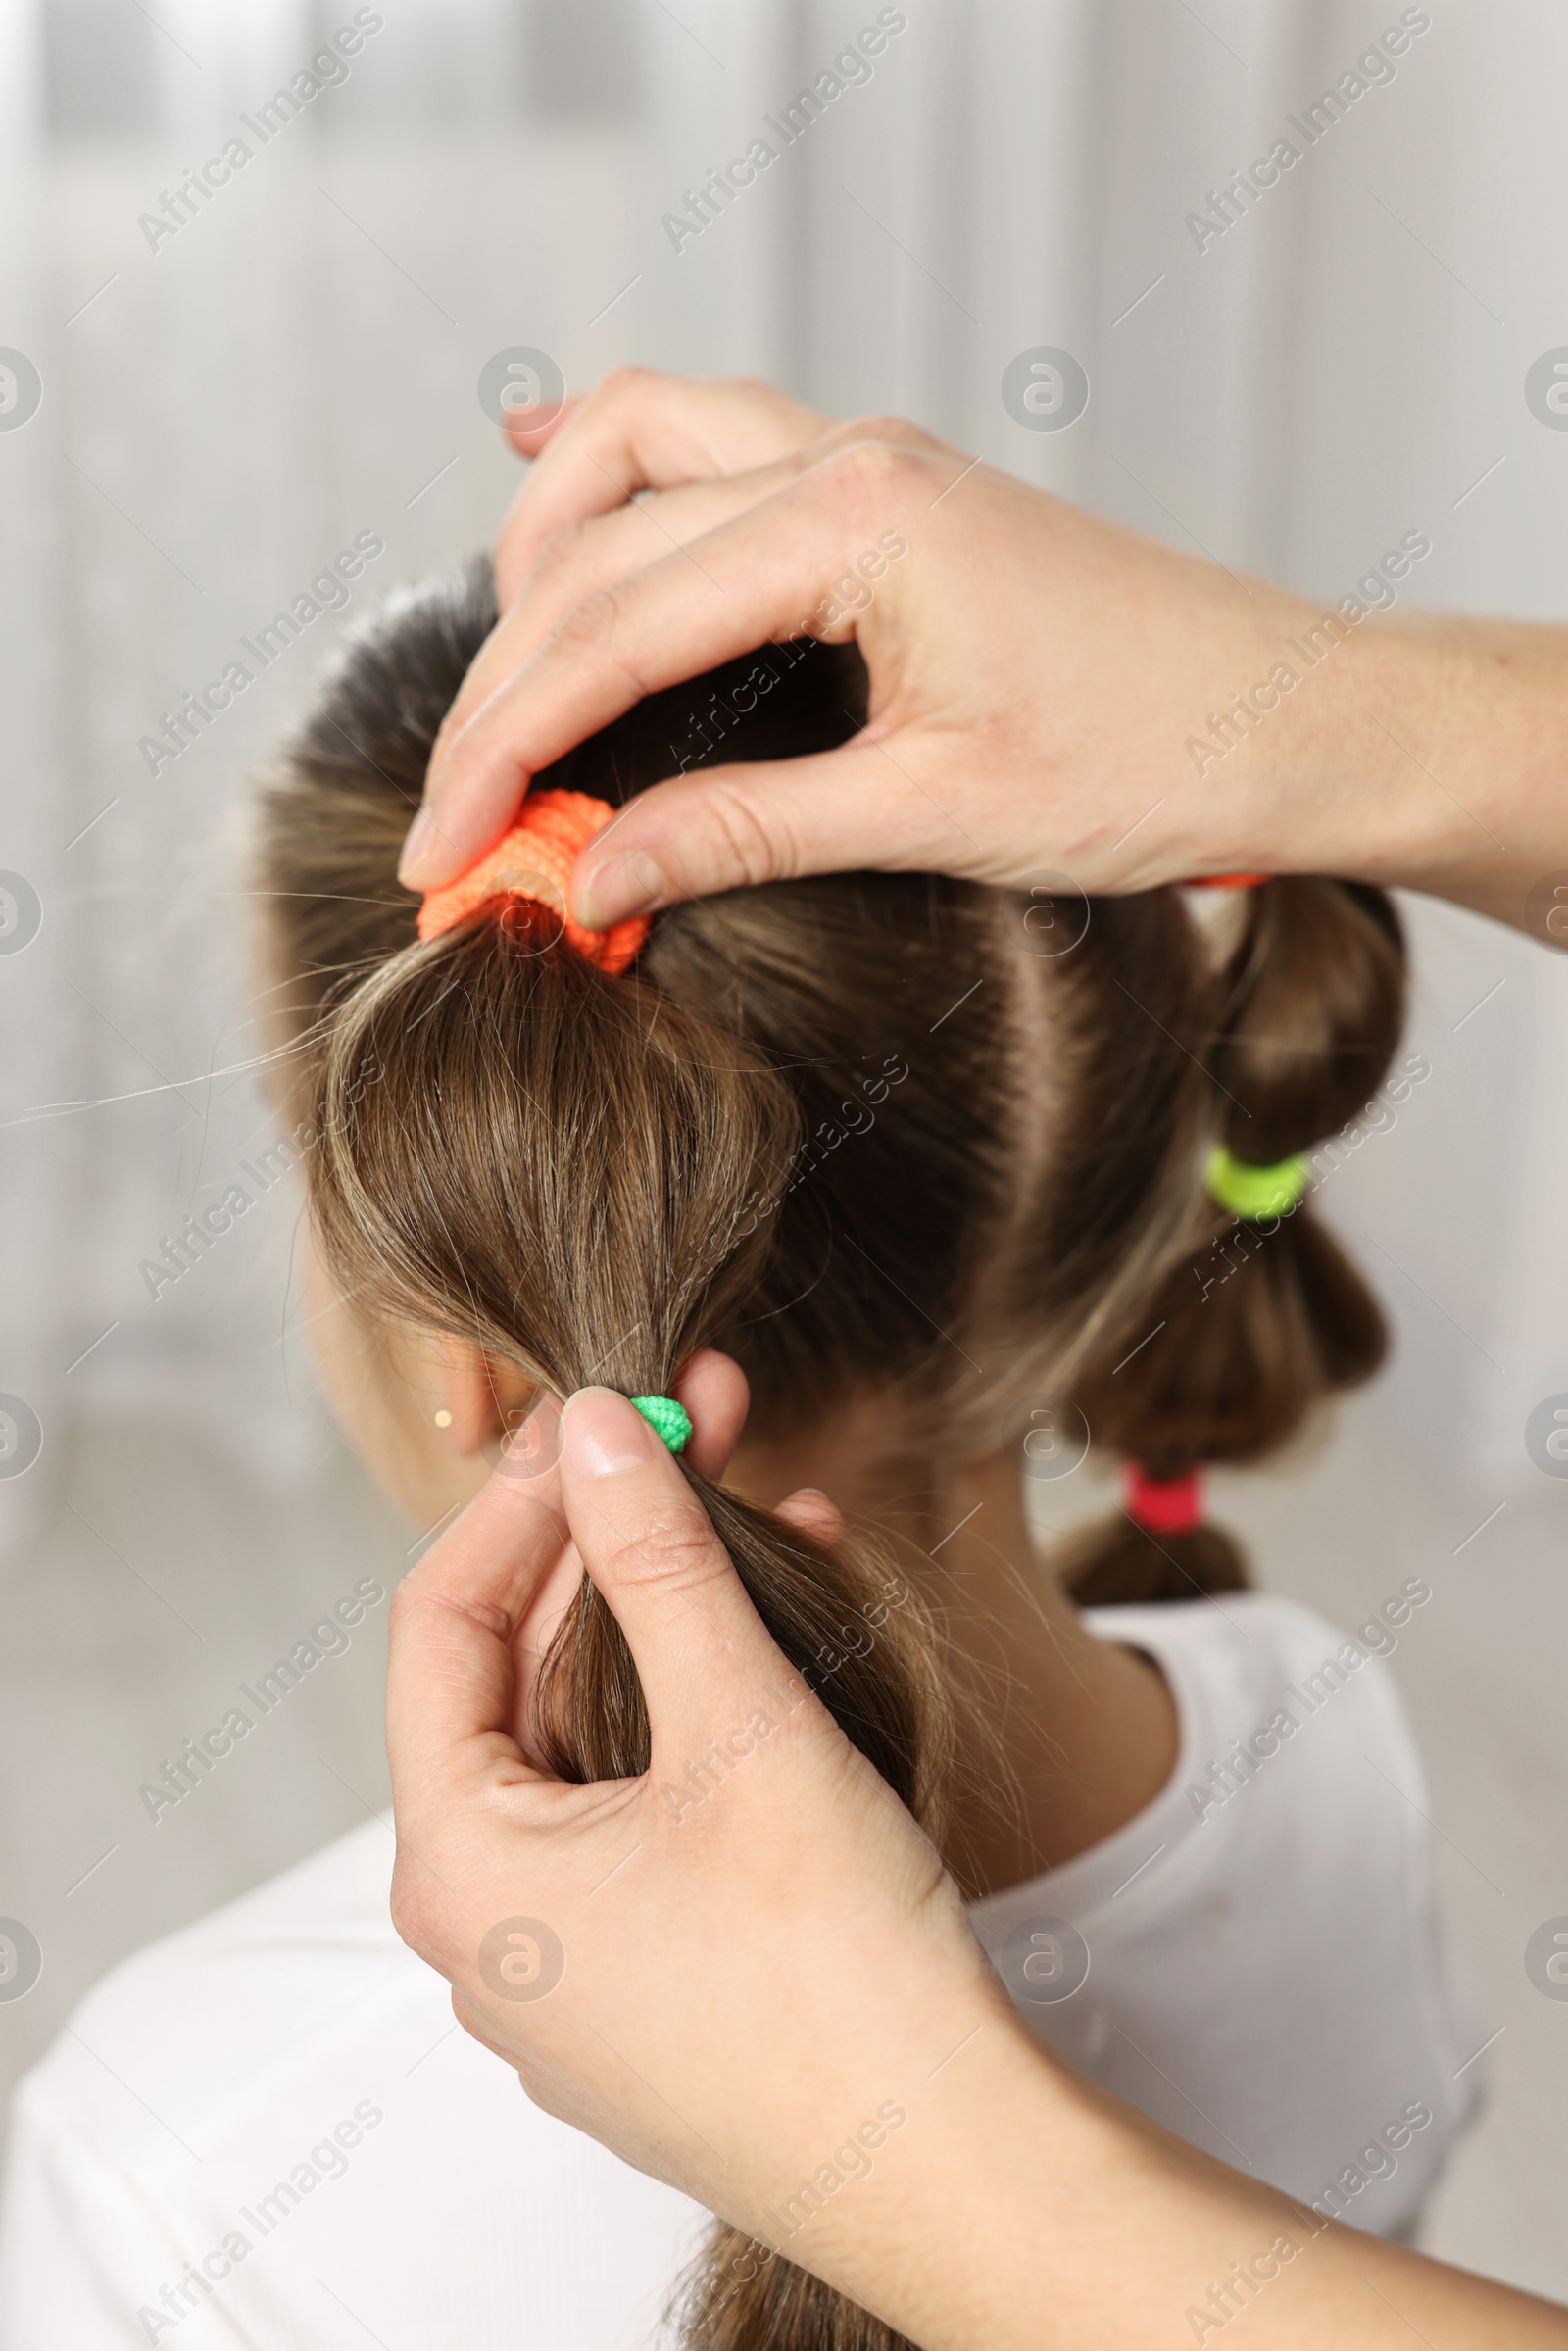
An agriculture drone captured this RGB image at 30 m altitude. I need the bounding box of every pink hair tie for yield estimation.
[1122,1462,1205,1536]
[416,788,651,974]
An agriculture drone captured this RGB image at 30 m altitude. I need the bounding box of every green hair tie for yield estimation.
[631,1395,693,1453]
[1205,1145,1310,1221]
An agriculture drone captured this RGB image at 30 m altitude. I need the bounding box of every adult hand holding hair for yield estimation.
[399,368,1568,938]
[387,1385,1568,2351]
[386,1382,1035,2349]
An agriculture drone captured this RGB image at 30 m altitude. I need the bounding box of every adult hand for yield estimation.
[385,1380,1568,2351]
[398,369,1561,936]
[384,1378,1040,2345]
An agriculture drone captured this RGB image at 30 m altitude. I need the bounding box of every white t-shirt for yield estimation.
[0,1595,1475,2348]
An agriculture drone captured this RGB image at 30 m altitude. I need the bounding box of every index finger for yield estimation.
[384,1441,568,1812]
[494,367,827,605]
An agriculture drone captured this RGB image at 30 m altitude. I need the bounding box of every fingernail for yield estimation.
[575,849,669,930]
[398,809,441,889]
[563,1387,659,1478]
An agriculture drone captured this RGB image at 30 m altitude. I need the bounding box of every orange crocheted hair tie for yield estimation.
[1188,873,1271,890]
[416,788,650,974]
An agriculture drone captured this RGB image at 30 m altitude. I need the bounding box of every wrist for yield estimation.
[1187,601,1455,890]
[1367,612,1568,926]
[1200,605,1568,927]
[730,1967,1086,2351]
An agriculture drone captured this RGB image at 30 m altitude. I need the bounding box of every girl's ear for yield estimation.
[429,1339,752,1472]
[427,1337,524,1457]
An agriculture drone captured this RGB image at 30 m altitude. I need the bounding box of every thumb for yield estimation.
[559,1388,802,1745]
[568,735,972,930]
[385,1446,567,1810]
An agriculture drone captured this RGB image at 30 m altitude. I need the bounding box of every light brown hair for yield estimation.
[257,559,1404,2347]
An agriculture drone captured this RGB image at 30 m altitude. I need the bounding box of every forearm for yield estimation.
[782,1996,1568,2351]
[1233,608,1568,936]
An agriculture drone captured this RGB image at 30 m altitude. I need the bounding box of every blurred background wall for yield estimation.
[1,0,1565,2299]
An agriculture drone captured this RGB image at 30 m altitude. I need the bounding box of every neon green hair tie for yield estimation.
[1205,1145,1310,1221]
[631,1395,693,1453]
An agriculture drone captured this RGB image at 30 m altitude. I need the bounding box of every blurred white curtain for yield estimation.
[0,0,72,1563]
[4,0,1567,1565]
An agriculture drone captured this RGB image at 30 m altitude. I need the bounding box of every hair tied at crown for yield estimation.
[416,789,651,973]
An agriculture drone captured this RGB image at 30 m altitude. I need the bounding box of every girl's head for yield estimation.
[255,558,1403,2348]
[258,557,1402,1589]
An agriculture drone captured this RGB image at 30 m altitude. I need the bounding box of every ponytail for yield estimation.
[1061,878,1406,1608]
[304,907,943,2351]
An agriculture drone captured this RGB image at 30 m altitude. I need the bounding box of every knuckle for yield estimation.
[531,516,592,582]
[548,580,653,709]
[723,372,805,426]
[839,411,942,464]
[822,433,917,514]
[598,362,659,411]
[690,778,793,891]
[844,410,918,448]
[549,580,626,656]
[602,1497,724,1593]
